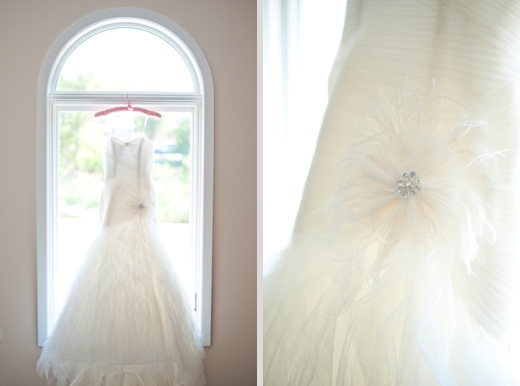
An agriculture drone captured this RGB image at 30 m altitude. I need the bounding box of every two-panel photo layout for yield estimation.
[1,0,520,385]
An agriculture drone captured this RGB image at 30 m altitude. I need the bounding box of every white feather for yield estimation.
[328,89,500,273]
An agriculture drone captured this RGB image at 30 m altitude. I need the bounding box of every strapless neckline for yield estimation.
[108,136,152,146]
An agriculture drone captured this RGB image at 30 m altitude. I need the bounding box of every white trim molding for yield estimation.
[37,8,214,347]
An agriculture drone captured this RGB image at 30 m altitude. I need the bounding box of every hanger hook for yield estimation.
[126,92,133,111]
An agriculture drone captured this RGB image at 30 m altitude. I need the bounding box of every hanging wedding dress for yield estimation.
[37,136,205,386]
[264,0,520,385]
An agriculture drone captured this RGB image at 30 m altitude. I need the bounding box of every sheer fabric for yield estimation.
[264,0,520,385]
[37,136,205,386]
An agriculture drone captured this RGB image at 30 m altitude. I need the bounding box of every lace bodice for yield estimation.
[99,136,156,227]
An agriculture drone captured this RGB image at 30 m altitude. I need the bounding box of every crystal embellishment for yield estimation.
[397,171,420,199]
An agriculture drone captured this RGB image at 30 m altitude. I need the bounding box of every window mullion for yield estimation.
[48,93,202,104]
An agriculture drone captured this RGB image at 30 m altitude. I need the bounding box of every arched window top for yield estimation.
[49,17,203,94]
[56,28,194,92]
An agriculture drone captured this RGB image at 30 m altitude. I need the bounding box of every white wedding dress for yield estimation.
[264,0,520,385]
[37,136,205,386]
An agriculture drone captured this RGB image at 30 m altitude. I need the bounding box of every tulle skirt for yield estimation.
[264,235,518,386]
[37,219,205,386]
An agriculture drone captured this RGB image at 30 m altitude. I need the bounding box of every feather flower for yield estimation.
[123,190,157,223]
[330,90,501,271]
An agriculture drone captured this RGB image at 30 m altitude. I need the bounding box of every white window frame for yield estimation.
[37,9,214,346]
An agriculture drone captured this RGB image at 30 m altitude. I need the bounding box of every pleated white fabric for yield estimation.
[264,1,520,385]
[37,136,205,386]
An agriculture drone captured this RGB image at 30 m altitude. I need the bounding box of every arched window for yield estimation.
[37,10,214,346]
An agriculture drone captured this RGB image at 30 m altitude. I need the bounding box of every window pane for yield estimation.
[56,28,195,92]
[55,111,193,331]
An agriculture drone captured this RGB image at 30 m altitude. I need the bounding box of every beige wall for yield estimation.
[0,1,257,385]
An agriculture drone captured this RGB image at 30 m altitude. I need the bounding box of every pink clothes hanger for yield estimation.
[94,93,162,119]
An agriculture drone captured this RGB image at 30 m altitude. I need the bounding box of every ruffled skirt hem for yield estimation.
[37,357,205,386]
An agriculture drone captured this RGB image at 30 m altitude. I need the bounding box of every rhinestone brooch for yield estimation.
[397,171,421,199]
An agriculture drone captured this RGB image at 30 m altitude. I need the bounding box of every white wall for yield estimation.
[0,1,257,385]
